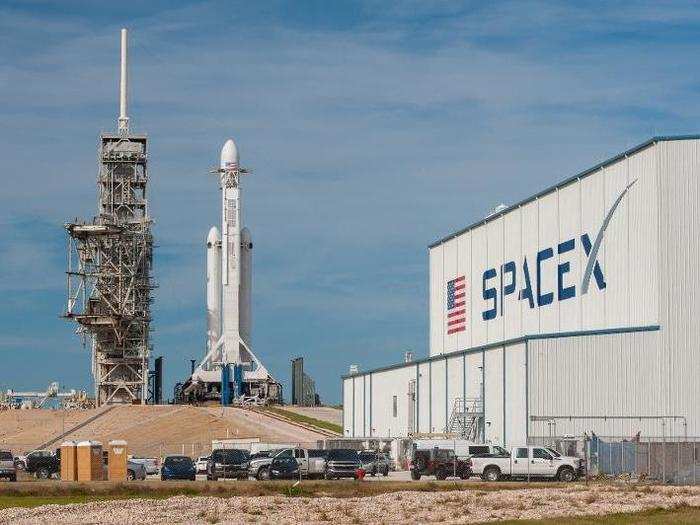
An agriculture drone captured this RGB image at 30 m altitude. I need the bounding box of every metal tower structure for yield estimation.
[64,29,154,406]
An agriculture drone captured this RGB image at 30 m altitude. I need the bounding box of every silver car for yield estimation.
[0,450,17,482]
[127,460,147,481]
[358,450,390,477]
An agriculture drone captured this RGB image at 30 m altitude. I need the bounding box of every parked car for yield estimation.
[195,456,210,474]
[161,455,196,481]
[248,448,326,480]
[25,449,60,479]
[127,460,147,481]
[0,450,17,482]
[269,456,300,480]
[410,448,472,480]
[324,449,362,480]
[207,448,249,481]
[469,446,584,482]
[100,450,147,481]
[358,450,390,477]
[129,456,159,475]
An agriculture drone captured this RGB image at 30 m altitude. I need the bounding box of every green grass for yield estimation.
[0,478,571,505]
[0,494,147,510]
[490,505,700,524]
[263,406,343,434]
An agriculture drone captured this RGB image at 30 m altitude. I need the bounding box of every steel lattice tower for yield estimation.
[64,29,154,406]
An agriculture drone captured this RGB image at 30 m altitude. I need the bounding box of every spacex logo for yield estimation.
[479,179,637,321]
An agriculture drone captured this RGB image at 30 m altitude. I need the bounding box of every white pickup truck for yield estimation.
[470,445,584,482]
[248,448,326,480]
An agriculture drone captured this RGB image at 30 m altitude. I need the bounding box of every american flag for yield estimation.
[446,276,466,334]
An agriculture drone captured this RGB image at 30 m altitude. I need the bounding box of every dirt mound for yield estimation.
[0,405,325,457]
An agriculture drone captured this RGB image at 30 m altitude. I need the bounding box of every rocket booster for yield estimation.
[240,227,252,347]
[206,226,221,355]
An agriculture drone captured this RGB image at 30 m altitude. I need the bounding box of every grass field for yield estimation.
[0,478,571,501]
[262,406,343,434]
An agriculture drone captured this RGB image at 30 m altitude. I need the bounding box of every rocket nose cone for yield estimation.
[207,226,221,246]
[220,138,239,170]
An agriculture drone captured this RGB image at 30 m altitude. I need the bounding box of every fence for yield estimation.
[530,435,700,485]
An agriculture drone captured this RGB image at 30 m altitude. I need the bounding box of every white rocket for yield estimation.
[193,139,270,386]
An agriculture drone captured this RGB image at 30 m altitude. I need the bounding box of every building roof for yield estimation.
[428,134,700,249]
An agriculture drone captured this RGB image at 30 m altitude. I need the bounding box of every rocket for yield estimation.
[195,138,267,385]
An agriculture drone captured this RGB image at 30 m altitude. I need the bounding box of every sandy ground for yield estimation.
[1,485,698,524]
[282,406,343,427]
[207,407,325,445]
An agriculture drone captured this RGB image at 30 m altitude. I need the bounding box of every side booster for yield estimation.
[206,226,222,356]
[240,227,252,348]
[205,225,251,354]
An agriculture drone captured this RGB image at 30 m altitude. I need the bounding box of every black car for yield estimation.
[324,449,361,480]
[207,448,250,481]
[161,455,196,481]
[269,456,300,480]
[410,448,472,480]
[26,449,60,479]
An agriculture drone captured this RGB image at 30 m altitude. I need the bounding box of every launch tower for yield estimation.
[64,29,154,406]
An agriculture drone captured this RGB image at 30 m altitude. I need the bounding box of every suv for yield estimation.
[358,450,390,477]
[207,448,250,480]
[0,450,17,482]
[26,449,60,479]
[324,449,361,479]
[410,448,472,480]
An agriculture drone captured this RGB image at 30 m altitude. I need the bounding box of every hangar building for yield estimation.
[342,136,700,445]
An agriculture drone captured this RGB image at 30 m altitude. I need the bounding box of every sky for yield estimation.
[2,0,700,404]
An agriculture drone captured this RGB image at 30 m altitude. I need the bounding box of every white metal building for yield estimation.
[342,136,700,445]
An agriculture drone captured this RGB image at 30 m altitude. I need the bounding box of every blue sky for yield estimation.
[2,1,700,404]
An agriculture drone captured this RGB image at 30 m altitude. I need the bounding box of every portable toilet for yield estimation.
[107,440,128,481]
[60,441,77,481]
[77,441,103,481]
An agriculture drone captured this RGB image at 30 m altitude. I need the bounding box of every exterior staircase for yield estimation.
[446,397,484,441]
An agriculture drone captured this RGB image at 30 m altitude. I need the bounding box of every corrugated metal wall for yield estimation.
[429,143,659,356]
[657,140,700,438]
[342,341,528,444]
[527,330,677,437]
